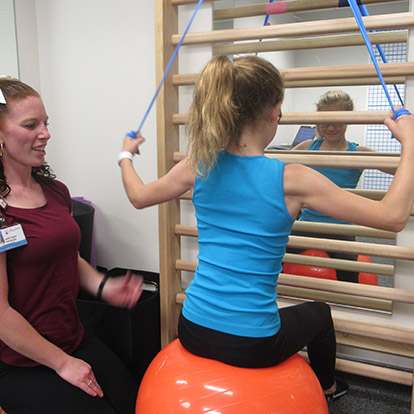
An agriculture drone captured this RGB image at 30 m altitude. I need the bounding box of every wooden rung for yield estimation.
[278,285,392,312]
[213,0,401,20]
[172,111,390,126]
[172,62,414,86]
[283,253,394,275]
[288,236,414,260]
[334,317,414,345]
[173,148,400,169]
[172,13,414,46]
[266,151,400,169]
[336,332,414,358]
[278,273,414,303]
[175,224,411,259]
[285,77,406,88]
[174,76,407,90]
[299,352,413,386]
[175,260,414,303]
[213,31,407,56]
[282,62,414,80]
[291,221,396,240]
[172,0,214,4]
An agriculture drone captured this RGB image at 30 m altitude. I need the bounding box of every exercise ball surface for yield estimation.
[283,249,337,280]
[357,255,378,285]
[136,339,328,413]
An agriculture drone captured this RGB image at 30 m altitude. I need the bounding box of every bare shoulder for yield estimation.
[283,163,311,194]
[291,140,313,150]
[356,145,375,152]
[171,157,196,187]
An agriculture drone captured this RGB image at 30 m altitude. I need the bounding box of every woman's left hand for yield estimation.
[122,133,145,155]
[101,270,144,309]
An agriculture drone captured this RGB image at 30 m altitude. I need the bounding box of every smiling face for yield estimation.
[317,103,347,144]
[0,96,50,172]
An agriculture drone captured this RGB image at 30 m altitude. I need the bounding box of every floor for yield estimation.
[327,371,411,414]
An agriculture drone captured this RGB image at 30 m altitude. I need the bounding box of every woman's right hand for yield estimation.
[122,132,146,155]
[56,355,104,397]
[384,106,414,146]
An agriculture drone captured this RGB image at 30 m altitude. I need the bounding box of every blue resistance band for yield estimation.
[127,0,204,143]
[347,0,411,120]
[256,0,275,56]
[263,0,275,27]
[358,4,404,106]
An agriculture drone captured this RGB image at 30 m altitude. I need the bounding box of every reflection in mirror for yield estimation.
[0,0,19,78]
[213,0,409,157]
[286,90,395,283]
[211,0,411,305]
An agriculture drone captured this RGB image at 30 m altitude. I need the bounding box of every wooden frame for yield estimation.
[155,1,414,411]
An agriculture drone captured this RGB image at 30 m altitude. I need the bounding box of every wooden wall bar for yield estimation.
[213,31,407,56]
[172,13,414,46]
[173,62,414,86]
[214,0,402,21]
[156,2,414,407]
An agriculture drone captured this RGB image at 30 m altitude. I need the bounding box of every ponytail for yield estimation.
[187,56,237,176]
[187,55,284,177]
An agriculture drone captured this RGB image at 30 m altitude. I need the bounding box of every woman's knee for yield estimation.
[311,301,334,327]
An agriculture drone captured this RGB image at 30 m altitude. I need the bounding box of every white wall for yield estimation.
[15,0,159,272]
[0,0,19,77]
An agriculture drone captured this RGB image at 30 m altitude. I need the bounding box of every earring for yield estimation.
[0,143,3,157]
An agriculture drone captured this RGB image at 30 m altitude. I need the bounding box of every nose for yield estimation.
[39,124,51,140]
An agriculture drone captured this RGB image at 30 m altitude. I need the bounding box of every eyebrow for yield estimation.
[20,116,49,124]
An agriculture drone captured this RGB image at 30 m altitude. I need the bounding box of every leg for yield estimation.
[179,301,336,389]
[0,364,117,414]
[278,302,336,390]
[0,331,138,414]
[72,330,138,414]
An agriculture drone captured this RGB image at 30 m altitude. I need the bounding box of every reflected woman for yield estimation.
[289,90,394,283]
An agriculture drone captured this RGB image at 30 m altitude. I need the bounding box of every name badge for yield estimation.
[0,224,27,252]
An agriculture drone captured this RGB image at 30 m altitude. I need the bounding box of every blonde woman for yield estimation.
[290,91,394,282]
[120,56,414,402]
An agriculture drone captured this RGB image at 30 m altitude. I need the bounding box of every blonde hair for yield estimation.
[315,90,354,138]
[316,90,354,112]
[187,55,284,176]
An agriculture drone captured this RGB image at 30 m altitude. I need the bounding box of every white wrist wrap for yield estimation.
[118,151,134,166]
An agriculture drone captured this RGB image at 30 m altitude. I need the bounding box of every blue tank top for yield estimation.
[299,139,362,224]
[183,151,294,338]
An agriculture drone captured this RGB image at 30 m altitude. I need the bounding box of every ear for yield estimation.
[268,106,280,123]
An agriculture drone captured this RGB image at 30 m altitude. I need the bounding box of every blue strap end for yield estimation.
[127,130,137,139]
[393,108,412,120]
[126,130,140,154]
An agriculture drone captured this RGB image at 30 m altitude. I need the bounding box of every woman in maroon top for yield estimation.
[0,77,142,413]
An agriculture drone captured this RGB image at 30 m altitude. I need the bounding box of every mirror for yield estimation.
[211,0,410,305]
[0,0,19,78]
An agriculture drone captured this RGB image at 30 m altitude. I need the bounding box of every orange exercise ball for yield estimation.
[136,339,329,414]
[357,255,378,285]
[283,250,337,280]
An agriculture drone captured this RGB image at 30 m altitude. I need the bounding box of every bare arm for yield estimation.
[78,256,143,310]
[284,110,414,232]
[291,139,313,151]
[356,145,396,175]
[120,134,195,209]
[0,253,103,397]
